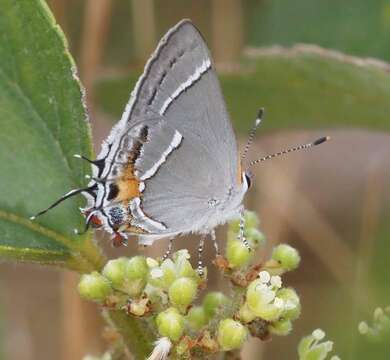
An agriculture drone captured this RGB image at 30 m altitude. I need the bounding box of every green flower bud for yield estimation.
[228,219,241,234]
[246,228,265,248]
[168,277,198,311]
[155,259,177,289]
[78,272,112,303]
[217,319,248,351]
[244,211,259,229]
[156,307,185,341]
[238,302,257,323]
[120,256,148,297]
[102,257,127,290]
[269,318,292,336]
[186,306,208,331]
[246,279,283,321]
[203,292,230,319]
[272,244,300,271]
[226,239,253,268]
[277,287,301,320]
[175,255,198,280]
[146,257,159,268]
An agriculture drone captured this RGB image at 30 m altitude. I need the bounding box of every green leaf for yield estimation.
[0,0,104,271]
[95,47,390,134]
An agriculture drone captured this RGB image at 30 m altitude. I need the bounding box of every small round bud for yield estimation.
[358,321,369,335]
[238,302,257,323]
[272,244,300,271]
[78,272,112,303]
[217,319,248,351]
[374,307,385,322]
[228,219,241,234]
[124,256,148,296]
[174,253,198,280]
[146,257,159,268]
[269,318,292,336]
[203,292,229,319]
[246,228,265,248]
[186,306,208,331]
[277,287,301,320]
[159,259,177,289]
[244,211,259,229]
[102,257,127,290]
[226,239,253,268]
[156,307,185,341]
[168,277,197,311]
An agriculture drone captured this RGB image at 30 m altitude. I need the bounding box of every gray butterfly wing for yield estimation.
[100,20,240,236]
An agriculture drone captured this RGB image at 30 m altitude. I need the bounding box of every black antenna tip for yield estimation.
[313,136,331,146]
[257,108,265,121]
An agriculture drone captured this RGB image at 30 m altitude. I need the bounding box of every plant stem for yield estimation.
[104,309,156,360]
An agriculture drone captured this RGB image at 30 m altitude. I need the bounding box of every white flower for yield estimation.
[285,299,297,310]
[270,275,282,288]
[146,337,172,360]
[150,268,164,279]
[273,297,284,309]
[259,270,271,283]
[147,257,159,268]
[312,328,325,340]
[374,307,384,321]
[358,321,369,334]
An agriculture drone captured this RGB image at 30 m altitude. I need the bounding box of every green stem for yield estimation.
[72,235,107,272]
[104,309,156,360]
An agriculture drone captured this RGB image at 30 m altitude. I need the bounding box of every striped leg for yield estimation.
[238,208,251,251]
[162,238,174,261]
[211,230,219,256]
[197,234,206,276]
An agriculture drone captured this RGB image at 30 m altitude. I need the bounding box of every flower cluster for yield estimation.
[358,306,390,342]
[298,329,340,360]
[78,211,302,359]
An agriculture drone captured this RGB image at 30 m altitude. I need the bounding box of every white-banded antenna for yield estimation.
[249,136,330,168]
[241,108,264,161]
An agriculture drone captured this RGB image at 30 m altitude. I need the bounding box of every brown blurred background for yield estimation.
[1,0,390,359]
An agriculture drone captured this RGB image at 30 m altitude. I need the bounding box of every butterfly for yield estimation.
[32,19,328,256]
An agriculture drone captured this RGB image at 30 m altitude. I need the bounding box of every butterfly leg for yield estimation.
[238,207,252,251]
[162,238,174,261]
[111,232,128,247]
[211,230,219,256]
[197,234,207,276]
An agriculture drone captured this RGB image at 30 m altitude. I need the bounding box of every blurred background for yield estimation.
[1,0,390,359]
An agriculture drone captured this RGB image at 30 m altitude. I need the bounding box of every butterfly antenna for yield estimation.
[74,154,106,172]
[30,185,96,220]
[241,108,264,162]
[248,136,330,168]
